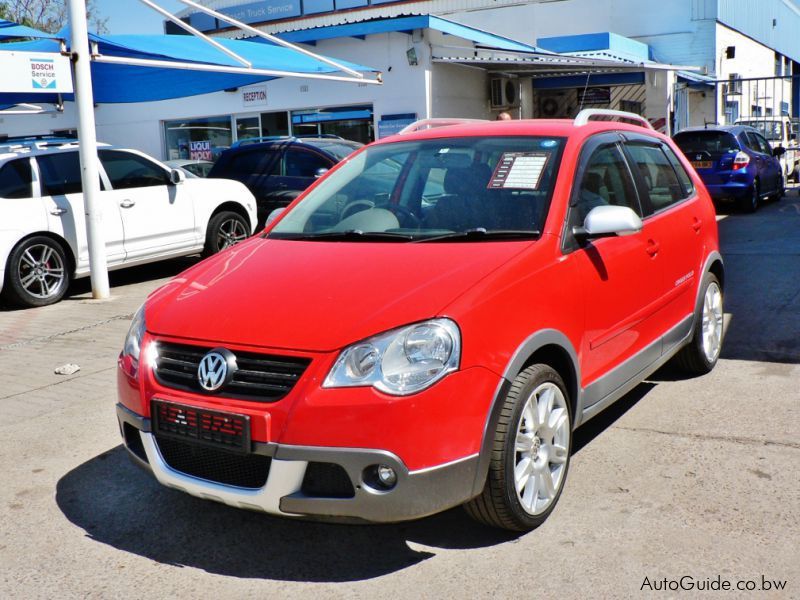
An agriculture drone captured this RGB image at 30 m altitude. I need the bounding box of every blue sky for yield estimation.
[96,0,187,34]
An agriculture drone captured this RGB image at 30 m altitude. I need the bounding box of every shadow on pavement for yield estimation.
[56,446,519,582]
[715,189,800,364]
[573,382,656,454]
[63,256,198,299]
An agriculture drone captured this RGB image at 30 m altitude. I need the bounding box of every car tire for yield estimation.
[464,364,572,531]
[2,236,71,308]
[674,272,723,375]
[739,182,759,213]
[770,175,784,202]
[203,211,250,257]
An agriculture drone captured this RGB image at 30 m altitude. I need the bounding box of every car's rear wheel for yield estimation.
[464,364,572,531]
[770,175,784,202]
[203,211,249,257]
[739,182,759,213]
[2,236,71,307]
[674,272,723,375]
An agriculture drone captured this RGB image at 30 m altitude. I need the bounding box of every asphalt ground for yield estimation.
[0,191,798,599]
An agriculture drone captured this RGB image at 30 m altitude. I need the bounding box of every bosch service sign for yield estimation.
[0,51,73,94]
[30,58,57,89]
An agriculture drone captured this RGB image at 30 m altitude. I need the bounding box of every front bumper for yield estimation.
[117,403,479,523]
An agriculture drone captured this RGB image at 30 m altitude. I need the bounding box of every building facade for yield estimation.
[3,0,800,160]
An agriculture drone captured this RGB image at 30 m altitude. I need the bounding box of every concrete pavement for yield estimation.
[0,195,798,599]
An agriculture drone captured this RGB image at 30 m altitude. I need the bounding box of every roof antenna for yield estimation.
[578,72,591,114]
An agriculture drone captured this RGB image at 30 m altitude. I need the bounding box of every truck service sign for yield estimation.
[0,51,73,94]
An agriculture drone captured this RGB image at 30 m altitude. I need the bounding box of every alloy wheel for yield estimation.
[514,382,570,516]
[217,218,248,250]
[701,282,724,363]
[17,243,66,299]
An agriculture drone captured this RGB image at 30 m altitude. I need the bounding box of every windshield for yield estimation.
[673,131,740,155]
[269,136,565,242]
[737,120,782,141]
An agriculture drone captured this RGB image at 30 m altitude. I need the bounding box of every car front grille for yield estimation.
[155,435,271,489]
[153,341,310,402]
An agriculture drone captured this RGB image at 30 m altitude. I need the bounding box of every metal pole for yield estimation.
[67,0,109,299]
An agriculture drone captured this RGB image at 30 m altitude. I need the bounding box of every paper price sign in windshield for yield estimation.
[488,152,550,190]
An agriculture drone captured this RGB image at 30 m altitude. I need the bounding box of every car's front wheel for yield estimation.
[203,211,250,257]
[2,236,71,307]
[464,364,572,531]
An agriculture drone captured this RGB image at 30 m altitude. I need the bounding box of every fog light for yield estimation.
[377,465,397,487]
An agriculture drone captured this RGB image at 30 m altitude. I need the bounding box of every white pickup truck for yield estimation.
[736,117,800,182]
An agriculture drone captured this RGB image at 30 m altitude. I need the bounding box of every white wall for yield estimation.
[1,31,432,159]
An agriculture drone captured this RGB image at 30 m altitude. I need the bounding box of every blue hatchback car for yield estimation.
[673,125,785,212]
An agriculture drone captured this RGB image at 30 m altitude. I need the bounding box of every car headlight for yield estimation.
[324,319,460,395]
[122,305,146,363]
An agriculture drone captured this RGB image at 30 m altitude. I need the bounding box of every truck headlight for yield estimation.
[324,319,460,395]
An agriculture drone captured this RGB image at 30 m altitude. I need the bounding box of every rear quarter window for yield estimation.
[0,159,33,199]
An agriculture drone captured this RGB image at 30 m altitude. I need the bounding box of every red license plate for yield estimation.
[151,399,250,453]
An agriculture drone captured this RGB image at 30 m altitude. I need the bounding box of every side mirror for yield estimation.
[314,167,329,179]
[266,207,285,226]
[773,146,787,157]
[169,168,186,185]
[573,205,643,240]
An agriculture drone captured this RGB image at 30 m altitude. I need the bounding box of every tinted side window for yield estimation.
[626,143,686,212]
[285,148,330,178]
[754,133,772,154]
[38,152,83,195]
[0,159,33,199]
[572,144,640,224]
[662,145,694,198]
[744,132,763,154]
[99,150,170,189]
[227,150,269,176]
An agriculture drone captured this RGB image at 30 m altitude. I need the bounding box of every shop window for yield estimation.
[0,159,32,199]
[260,112,289,138]
[99,150,170,190]
[164,116,232,162]
[236,116,261,141]
[619,100,643,116]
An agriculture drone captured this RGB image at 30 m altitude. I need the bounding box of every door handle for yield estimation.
[646,239,660,257]
[50,207,68,216]
[119,199,136,208]
[692,217,702,232]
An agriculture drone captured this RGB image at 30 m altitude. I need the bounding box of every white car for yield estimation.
[0,138,257,307]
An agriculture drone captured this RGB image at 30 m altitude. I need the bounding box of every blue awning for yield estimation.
[272,15,550,54]
[0,19,54,40]
[0,32,379,104]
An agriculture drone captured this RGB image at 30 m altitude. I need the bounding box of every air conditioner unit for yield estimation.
[537,91,566,118]
[490,78,520,109]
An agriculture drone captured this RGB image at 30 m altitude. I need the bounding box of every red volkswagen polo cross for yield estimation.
[117,111,723,531]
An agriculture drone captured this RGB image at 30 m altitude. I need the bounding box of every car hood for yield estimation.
[146,237,529,352]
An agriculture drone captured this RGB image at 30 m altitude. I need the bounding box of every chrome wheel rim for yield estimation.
[701,282,723,363]
[217,218,248,250]
[18,244,65,299]
[514,382,570,516]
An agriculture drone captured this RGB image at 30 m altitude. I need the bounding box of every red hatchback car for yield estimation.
[117,110,724,531]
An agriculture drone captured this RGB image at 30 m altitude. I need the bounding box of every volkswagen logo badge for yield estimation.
[197,348,236,392]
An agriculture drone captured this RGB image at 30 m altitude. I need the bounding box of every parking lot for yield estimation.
[1,193,798,599]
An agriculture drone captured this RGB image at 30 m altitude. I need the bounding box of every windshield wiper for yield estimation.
[270,229,414,242]
[414,228,541,243]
